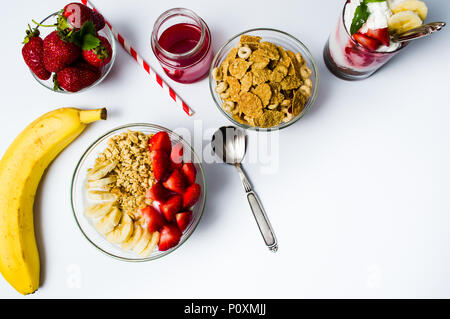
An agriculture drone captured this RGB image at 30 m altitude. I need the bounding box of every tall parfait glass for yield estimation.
[323,1,407,80]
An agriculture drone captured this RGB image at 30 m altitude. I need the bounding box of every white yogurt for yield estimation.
[344,0,401,52]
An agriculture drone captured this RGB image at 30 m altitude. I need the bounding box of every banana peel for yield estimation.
[0,107,106,294]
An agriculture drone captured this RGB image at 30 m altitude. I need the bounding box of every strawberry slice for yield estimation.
[163,169,187,194]
[158,223,182,251]
[160,195,182,222]
[182,183,201,209]
[150,150,171,181]
[141,206,166,232]
[181,162,196,185]
[170,142,184,170]
[149,131,172,154]
[366,28,390,47]
[175,211,192,232]
[353,32,381,51]
[146,181,169,202]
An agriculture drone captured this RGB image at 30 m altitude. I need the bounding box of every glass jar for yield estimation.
[323,1,407,80]
[151,8,214,84]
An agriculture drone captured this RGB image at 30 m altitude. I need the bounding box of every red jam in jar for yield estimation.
[151,8,214,84]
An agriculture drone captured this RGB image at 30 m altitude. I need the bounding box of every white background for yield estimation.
[0,0,449,298]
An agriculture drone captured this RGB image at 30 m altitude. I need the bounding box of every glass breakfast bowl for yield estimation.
[209,28,319,131]
[30,12,116,94]
[71,123,206,261]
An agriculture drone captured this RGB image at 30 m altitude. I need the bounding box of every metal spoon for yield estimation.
[393,22,446,43]
[211,126,278,252]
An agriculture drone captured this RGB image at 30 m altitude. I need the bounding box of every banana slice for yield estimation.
[391,0,428,21]
[85,201,115,219]
[121,223,144,251]
[388,11,423,34]
[94,207,122,235]
[87,190,117,201]
[106,213,134,244]
[138,231,160,258]
[86,176,117,190]
[87,160,117,181]
[132,228,152,255]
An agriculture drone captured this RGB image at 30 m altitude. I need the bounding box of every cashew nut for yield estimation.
[300,65,312,80]
[215,81,228,94]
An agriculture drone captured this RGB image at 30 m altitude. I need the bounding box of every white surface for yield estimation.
[1,0,449,299]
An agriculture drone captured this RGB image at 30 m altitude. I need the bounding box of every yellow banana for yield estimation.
[0,107,107,295]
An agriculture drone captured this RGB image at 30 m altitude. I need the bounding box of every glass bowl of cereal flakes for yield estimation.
[209,28,319,130]
[71,123,206,261]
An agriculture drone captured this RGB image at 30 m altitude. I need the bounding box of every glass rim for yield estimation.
[340,0,408,55]
[151,8,207,61]
[70,123,207,262]
[209,27,319,132]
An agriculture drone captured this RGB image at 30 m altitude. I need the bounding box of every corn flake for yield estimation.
[252,83,272,107]
[229,58,252,80]
[238,92,263,117]
[240,72,253,92]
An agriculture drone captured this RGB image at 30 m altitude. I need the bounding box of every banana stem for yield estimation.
[79,108,107,123]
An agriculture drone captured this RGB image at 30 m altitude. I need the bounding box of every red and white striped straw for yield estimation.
[80,0,194,116]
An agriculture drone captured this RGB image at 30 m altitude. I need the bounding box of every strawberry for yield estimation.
[146,181,170,202]
[73,59,101,75]
[43,31,80,72]
[160,195,182,222]
[181,162,196,185]
[353,32,381,51]
[91,10,106,31]
[182,183,201,209]
[170,142,184,170]
[62,2,105,31]
[82,35,112,68]
[163,169,187,194]
[22,28,51,80]
[141,206,166,233]
[149,131,172,154]
[55,65,100,92]
[175,211,192,232]
[366,28,390,47]
[158,223,182,251]
[150,150,171,181]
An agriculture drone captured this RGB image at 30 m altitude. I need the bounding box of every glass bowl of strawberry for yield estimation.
[22,2,116,93]
[71,123,206,261]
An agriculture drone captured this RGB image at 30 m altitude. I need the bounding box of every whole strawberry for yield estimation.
[43,31,80,72]
[61,2,105,31]
[22,27,51,80]
[55,65,100,92]
[82,35,112,68]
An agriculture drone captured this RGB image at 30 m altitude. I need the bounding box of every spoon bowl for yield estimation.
[393,21,446,43]
[211,126,247,165]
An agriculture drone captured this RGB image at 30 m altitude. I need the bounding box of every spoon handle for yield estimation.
[235,163,278,252]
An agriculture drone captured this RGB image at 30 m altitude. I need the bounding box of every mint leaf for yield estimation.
[82,33,100,50]
[349,0,387,35]
[350,1,371,35]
